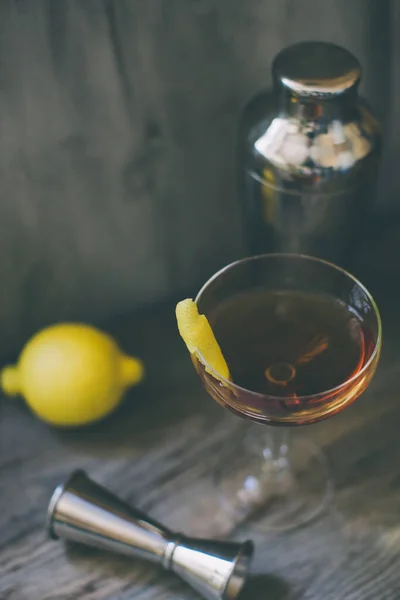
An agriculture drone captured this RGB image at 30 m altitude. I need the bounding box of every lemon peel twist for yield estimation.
[176,299,230,382]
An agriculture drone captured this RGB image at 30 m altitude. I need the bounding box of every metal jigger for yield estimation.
[47,470,254,600]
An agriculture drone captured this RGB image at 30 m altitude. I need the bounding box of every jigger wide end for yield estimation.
[47,469,84,540]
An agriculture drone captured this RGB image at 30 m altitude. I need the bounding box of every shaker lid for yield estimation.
[272,41,361,98]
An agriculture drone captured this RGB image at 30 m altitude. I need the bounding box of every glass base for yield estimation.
[175,425,332,538]
[214,432,332,534]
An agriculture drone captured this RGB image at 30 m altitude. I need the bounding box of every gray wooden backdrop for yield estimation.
[0,0,397,358]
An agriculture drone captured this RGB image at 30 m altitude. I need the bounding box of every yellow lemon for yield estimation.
[176,299,230,382]
[0,323,144,427]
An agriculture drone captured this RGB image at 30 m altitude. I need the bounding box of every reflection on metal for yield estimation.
[240,41,381,265]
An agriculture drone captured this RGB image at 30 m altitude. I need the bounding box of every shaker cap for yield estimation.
[272,41,361,98]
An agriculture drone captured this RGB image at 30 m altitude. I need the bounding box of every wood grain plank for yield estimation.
[1,262,400,599]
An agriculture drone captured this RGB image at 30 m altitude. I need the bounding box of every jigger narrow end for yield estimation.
[172,537,254,600]
[47,469,87,539]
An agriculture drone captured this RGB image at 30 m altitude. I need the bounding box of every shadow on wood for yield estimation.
[239,573,290,600]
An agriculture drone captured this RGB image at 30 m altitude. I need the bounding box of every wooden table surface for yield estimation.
[2,230,400,600]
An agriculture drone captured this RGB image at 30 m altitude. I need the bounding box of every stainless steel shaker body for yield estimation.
[239,41,381,266]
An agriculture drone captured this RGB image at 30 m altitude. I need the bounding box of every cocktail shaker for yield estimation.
[239,41,381,266]
[47,470,254,600]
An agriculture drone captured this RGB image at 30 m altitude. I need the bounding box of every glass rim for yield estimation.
[194,252,382,402]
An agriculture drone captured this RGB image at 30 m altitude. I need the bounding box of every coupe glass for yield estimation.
[191,254,381,532]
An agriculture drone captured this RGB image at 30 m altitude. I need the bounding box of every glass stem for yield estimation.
[262,427,290,469]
